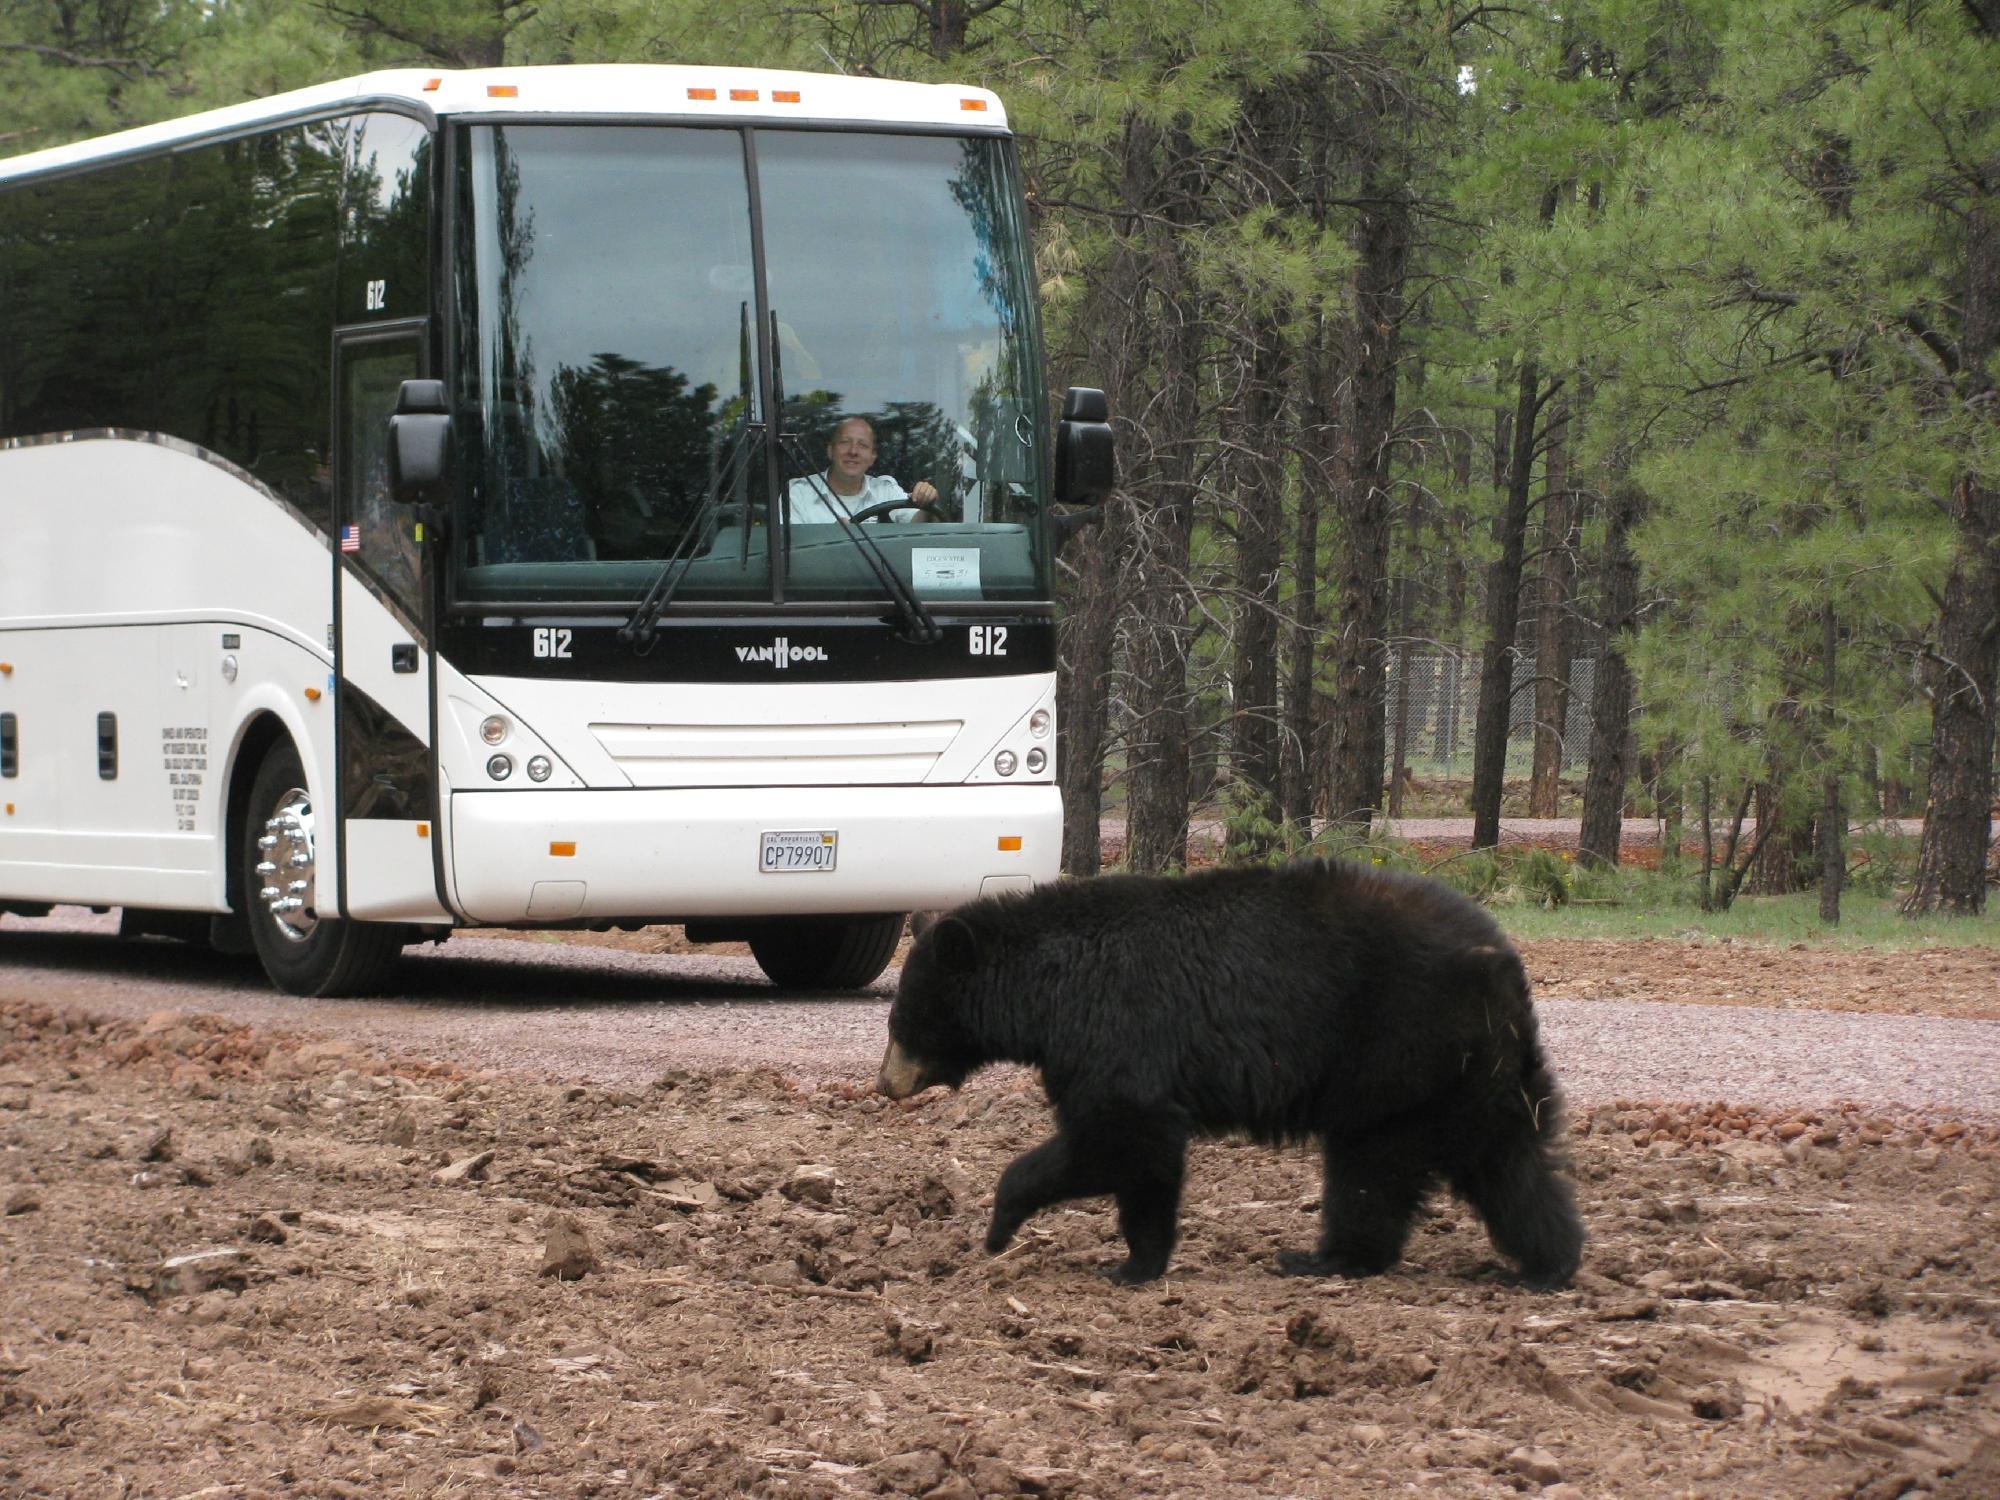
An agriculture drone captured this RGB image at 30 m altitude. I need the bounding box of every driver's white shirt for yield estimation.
[785,472,918,524]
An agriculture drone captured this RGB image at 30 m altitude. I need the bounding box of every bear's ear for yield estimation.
[930,916,983,975]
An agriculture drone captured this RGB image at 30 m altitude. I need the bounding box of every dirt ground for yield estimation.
[4,933,1999,1500]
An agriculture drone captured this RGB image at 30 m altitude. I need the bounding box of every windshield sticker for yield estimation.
[913,548,981,590]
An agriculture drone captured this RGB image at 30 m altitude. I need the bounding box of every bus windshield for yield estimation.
[451,122,1049,609]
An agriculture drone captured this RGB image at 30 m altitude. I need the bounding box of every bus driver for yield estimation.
[787,415,938,523]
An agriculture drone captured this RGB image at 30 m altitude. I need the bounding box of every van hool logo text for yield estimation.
[735,637,828,668]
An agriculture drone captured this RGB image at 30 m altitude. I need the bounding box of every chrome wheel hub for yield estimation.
[255,788,318,943]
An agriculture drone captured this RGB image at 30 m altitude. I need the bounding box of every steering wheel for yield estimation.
[846,499,910,524]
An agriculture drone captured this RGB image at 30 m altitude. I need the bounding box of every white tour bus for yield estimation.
[0,67,1113,995]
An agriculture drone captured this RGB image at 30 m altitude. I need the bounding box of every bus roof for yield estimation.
[0,65,1009,184]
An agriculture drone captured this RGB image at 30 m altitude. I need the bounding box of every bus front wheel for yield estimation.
[242,742,405,997]
[748,914,904,991]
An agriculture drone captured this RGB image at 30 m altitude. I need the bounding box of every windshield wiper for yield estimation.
[618,417,756,654]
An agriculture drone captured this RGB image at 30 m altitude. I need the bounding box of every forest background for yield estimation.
[3,0,1996,922]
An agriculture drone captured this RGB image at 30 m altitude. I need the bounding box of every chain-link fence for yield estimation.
[1385,649,1597,780]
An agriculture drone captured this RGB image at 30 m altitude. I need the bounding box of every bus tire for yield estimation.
[242,741,405,997]
[748,913,904,990]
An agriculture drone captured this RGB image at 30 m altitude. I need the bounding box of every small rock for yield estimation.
[1691,1381,1745,1420]
[875,1449,948,1495]
[780,1165,839,1205]
[920,1476,978,1500]
[151,1247,251,1299]
[138,1127,175,1163]
[246,1213,289,1244]
[880,1313,939,1364]
[539,1213,597,1279]
[435,1150,495,1185]
[5,1187,41,1215]
[240,1135,275,1169]
[383,1110,417,1147]
[656,1177,722,1211]
[1505,1446,1563,1486]
[966,1459,1018,1495]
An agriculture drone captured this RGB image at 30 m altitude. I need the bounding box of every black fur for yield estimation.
[881,858,1584,1288]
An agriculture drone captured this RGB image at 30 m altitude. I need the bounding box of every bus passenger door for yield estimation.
[331,326,448,922]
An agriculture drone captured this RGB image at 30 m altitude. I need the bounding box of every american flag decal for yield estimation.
[339,524,361,553]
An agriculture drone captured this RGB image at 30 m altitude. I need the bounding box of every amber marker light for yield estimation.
[487,84,519,97]
[773,89,800,103]
[687,87,717,100]
[416,823,430,839]
[0,662,12,674]
[304,687,322,702]
[998,835,1023,851]
[4,805,13,816]
[422,77,442,92]
[961,97,989,111]
[550,841,577,857]
[730,88,759,101]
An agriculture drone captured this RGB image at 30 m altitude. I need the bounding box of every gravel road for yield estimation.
[5,905,1996,1124]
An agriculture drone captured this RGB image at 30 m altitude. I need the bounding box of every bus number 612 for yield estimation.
[969,625,1008,656]
[532,627,573,659]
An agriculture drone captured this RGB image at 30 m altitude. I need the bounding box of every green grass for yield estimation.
[1280,827,2000,949]
[1492,885,2000,948]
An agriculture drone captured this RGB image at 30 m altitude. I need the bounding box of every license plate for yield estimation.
[760,830,838,873]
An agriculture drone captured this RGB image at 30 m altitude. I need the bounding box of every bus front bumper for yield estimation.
[446,783,1061,925]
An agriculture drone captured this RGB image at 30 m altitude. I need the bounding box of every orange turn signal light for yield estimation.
[998,835,1023,852]
[550,841,576,857]
[417,823,430,839]
[961,98,988,112]
[304,687,322,702]
[487,84,518,98]
[422,77,442,92]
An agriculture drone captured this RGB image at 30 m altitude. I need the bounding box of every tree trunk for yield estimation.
[1901,473,2000,914]
[1528,402,1576,817]
[1819,602,1844,924]
[1278,413,1322,832]
[1224,319,1287,859]
[1469,358,1547,847]
[1578,473,1642,868]
[1056,500,1121,877]
[1320,161,1410,828]
[1119,126,1202,876]
[1903,191,2000,915]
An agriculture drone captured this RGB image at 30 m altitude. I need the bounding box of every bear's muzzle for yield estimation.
[875,1039,932,1099]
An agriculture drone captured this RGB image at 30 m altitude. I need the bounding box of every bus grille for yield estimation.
[589,720,962,786]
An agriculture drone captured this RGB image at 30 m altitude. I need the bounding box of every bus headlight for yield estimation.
[993,750,1018,777]
[1029,709,1051,738]
[480,715,510,745]
[486,754,514,781]
[526,755,552,783]
[1025,747,1046,774]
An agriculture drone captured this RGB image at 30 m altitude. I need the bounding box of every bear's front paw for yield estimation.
[1097,1259,1165,1286]
[1275,1247,1390,1279]
[984,1218,1020,1255]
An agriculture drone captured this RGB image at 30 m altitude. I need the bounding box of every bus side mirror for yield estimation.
[389,379,451,497]
[1053,386,1114,506]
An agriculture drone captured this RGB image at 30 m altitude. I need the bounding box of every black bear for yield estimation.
[876,858,1584,1289]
